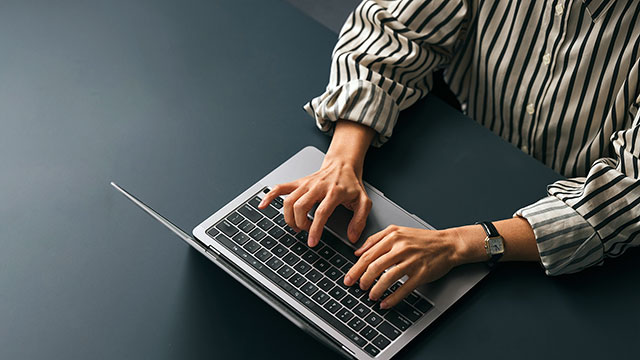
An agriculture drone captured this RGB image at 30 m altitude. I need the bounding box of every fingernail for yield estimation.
[379,301,389,309]
[369,294,378,301]
[258,199,265,207]
[308,238,315,247]
[344,275,352,285]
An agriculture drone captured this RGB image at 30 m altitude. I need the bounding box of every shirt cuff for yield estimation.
[515,196,604,276]
[303,80,400,147]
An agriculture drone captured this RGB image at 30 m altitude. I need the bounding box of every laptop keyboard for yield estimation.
[206,188,433,357]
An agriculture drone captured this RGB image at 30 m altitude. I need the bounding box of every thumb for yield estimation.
[347,195,372,243]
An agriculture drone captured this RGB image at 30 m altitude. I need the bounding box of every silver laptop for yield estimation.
[111,146,488,359]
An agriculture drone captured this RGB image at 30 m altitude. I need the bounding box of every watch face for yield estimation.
[489,237,504,254]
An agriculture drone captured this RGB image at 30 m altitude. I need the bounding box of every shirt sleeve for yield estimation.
[516,110,640,276]
[304,0,470,146]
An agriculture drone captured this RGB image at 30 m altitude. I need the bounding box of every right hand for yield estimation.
[259,120,376,247]
[259,156,372,247]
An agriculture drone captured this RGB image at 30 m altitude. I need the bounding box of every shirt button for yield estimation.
[542,53,551,65]
[526,103,535,115]
[555,3,564,16]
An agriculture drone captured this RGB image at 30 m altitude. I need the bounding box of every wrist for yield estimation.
[447,225,489,266]
[325,120,375,174]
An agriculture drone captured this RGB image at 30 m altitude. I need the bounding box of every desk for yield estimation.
[1,0,638,359]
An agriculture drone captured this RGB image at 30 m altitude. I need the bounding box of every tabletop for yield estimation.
[1,0,638,359]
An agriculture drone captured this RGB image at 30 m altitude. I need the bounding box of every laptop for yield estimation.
[111,146,489,359]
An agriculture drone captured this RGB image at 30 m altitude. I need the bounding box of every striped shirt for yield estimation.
[303,0,640,275]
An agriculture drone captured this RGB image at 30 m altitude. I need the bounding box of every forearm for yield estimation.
[324,120,376,177]
[452,217,539,265]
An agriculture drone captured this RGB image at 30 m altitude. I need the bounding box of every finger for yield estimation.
[308,194,340,247]
[368,265,406,301]
[359,251,400,291]
[260,182,298,209]
[347,194,372,243]
[345,235,393,287]
[283,186,307,232]
[354,225,396,256]
[293,190,319,233]
[380,275,421,309]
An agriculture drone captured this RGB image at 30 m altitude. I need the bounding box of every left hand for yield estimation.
[343,225,467,309]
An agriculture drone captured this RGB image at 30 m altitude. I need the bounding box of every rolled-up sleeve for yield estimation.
[304,0,470,146]
[516,112,640,276]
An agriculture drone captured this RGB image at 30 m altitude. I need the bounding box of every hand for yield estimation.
[258,120,376,247]
[344,225,466,309]
[259,156,372,247]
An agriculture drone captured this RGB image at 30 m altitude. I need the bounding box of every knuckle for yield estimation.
[283,197,294,207]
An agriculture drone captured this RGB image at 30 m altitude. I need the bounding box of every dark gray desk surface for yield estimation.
[1,1,638,359]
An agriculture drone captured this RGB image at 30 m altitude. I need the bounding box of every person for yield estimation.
[259,0,640,310]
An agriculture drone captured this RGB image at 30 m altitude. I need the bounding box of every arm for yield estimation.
[262,0,470,244]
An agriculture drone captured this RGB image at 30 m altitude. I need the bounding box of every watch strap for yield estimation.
[476,221,503,268]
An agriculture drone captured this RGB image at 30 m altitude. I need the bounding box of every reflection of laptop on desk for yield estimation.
[111,146,488,360]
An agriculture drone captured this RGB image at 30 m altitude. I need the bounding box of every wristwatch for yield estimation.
[476,221,504,268]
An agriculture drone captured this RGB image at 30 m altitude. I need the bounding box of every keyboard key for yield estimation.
[206,227,219,238]
[347,317,366,332]
[226,212,243,225]
[390,282,401,292]
[377,321,401,340]
[243,240,260,253]
[293,261,311,274]
[364,312,383,327]
[272,244,288,258]
[414,298,433,313]
[406,292,420,305]
[394,301,422,322]
[340,295,358,309]
[284,225,297,235]
[282,253,299,266]
[249,228,267,241]
[232,232,250,245]
[364,344,380,357]
[372,306,389,316]
[336,276,349,289]
[348,286,366,299]
[360,326,378,341]
[322,232,358,263]
[372,335,391,351]
[256,203,279,219]
[238,219,255,233]
[290,242,306,255]
[336,308,354,323]
[271,199,283,209]
[295,231,308,242]
[317,277,333,292]
[277,265,294,279]
[328,286,347,300]
[361,296,378,308]
[329,254,347,268]
[302,250,319,264]
[266,257,283,271]
[313,259,331,272]
[248,196,262,208]
[279,234,296,247]
[215,220,238,237]
[260,236,277,249]
[275,214,286,227]
[301,282,319,297]
[341,262,353,273]
[385,311,411,331]
[312,291,330,305]
[323,299,342,314]
[305,269,322,283]
[257,218,273,231]
[325,267,341,281]
[353,304,370,318]
[317,246,336,260]
[289,274,306,288]
[238,204,263,222]
[267,226,285,239]
[256,249,272,262]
